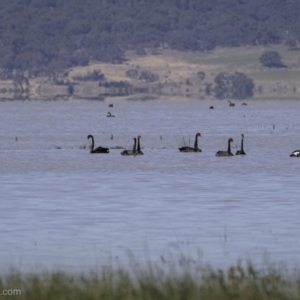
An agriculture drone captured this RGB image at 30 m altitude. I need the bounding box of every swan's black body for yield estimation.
[121,138,137,156]
[290,150,300,157]
[209,106,214,109]
[179,133,202,152]
[137,136,144,155]
[87,135,109,153]
[107,112,115,117]
[228,100,235,107]
[236,134,246,155]
[216,138,234,156]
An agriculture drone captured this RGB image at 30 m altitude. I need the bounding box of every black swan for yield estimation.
[290,150,300,157]
[107,112,115,117]
[137,135,144,155]
[236,134,246,155]
[179,133,202,152]
[228,100,235,107]
[121,138,137,156]
[209,106,214,109]
[109,104,113,107]
[216,138,234,156]
[87,135,109,153]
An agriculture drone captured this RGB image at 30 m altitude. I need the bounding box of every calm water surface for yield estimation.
[1,99,300,271]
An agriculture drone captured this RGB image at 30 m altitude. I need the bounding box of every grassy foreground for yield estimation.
[1,261,300,300]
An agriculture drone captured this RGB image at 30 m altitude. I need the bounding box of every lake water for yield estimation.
[1,99,300,272]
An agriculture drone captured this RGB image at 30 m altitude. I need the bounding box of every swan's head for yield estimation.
[138,135,142,139]
[229,138,233,143]
[196,133,201,137]
[87,135,92,139]
[241,134,244,139]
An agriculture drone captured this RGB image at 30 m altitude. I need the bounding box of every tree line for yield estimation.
[0,0,300,76]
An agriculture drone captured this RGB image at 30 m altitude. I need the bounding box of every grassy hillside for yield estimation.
[68,44,300,100]
[2,44,300,100]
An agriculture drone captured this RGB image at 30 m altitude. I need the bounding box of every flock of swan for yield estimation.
[87,133,300,157]
[88,101,300,157]
[88,134,143,155]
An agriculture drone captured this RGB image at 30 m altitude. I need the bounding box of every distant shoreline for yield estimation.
[1,45,300,101]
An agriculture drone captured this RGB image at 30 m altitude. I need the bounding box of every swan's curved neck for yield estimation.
[227,140,231,153]
[90,136,94,151]
[194,135,198,148]
[241,139,244,151]
[133,139,137,152]
[137,139,141,151]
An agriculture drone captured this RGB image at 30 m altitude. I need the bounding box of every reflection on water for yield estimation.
[1,99,300,271]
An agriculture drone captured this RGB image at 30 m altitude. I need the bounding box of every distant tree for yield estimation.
[231,72,254,99]
[0,68,14,80]
[13,70,30,94]
[197,71,205,81]
[185,79,192,86]
[213,72,232,99]
[72,51,89,66]
[213,72,254,100]
[139,70,159,82]
[126,69,139,80]
[68,84,74,95]
[11,37,27,55]
[47,57,72,83]
[73,70,105,82]
[205,83,212,95]
[135,45,147,56]
[259,51,286,68]
[66,21,91,36]
[285,38,298,50]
